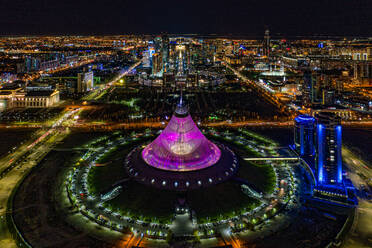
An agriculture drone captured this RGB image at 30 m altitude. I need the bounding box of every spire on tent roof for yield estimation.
[175,87,188,117]
[179,89,183,106]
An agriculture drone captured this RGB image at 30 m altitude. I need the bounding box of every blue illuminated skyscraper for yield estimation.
[315,112,343,185]
[294,115,316,157]
[305,112,357,205]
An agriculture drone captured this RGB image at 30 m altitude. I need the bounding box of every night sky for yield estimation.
[0,0,371,36]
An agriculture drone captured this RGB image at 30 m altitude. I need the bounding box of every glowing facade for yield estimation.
[294,115,316,157]
[315,112,343,185]
[142,100,221,171]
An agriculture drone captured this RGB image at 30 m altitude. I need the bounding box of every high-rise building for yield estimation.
[176,45,186,75]
[142,49,152,68]
[302,70,323,105]
[302,69,313,105]
[162,34,169,72]
[312,112,358,205]
[354,61,372,85]
[77,71,94,93]
[315,112,342,185]
[291,109,355,204]
[263,29,270,57]
[294,115,316,157]
[152,53,163,75]
[321,89,335,105]
[153,36,162,52]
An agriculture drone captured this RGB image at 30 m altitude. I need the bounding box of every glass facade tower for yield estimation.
[315,112,343,185]
[294,115,316,157]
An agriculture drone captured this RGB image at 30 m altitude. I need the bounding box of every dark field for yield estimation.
[12,150,111,248]
[11,131,117,248]
[0,129,34,157]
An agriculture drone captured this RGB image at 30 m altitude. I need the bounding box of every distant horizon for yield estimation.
[1,33,371,40]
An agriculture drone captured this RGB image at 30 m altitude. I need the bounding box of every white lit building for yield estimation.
[10,90,60,108]
[0,84,59,109]
[77,71,94,93]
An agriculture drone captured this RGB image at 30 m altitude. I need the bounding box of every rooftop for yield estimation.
[26,90,57,97]
[0,83,22,91]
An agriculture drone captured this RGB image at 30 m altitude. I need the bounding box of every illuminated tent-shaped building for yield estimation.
[142,98,221,171]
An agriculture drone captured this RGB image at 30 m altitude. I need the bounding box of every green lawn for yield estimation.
[108,181,179,223]
[186,182,260,223]
[105,180,260,224]
[237,160,276,194]
[87,136,152,194]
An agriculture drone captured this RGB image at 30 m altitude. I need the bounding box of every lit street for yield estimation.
[0,108,79,247]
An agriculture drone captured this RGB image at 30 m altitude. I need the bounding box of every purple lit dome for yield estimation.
[142,98,221,171]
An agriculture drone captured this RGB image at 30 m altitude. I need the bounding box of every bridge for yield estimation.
[52,147,100,152]
[243,157,299,161]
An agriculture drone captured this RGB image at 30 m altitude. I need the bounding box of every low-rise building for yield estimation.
[0,83,59,109]
[10,89,60,108]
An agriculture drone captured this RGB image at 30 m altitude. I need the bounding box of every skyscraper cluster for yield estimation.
[293,113,356,204]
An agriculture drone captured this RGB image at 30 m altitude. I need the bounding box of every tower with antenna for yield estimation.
[263,29,270,57]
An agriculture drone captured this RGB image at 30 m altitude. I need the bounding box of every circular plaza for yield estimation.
[61,101,296,243]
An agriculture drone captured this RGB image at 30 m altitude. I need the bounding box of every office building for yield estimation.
[162,34,169,72]
[294,115,316,157]
[77,71,94,93]
[315,112,342,185]
[263,29,270,57]
[152,53,163,75]
[10,89,60,108]
[354,61,372,85]
[0,84,60,109]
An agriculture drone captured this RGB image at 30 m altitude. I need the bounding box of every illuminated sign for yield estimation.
[148,47,155,58]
